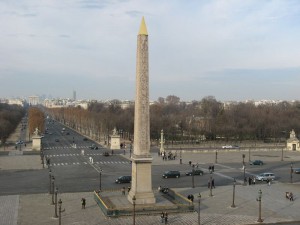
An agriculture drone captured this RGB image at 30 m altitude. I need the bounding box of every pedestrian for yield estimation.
[81,198,86,209]
[160,212,164,223]
[127,186,131,192]
[158,185,162,192]
[212,178,215,188]
[189,161,192,166]
[190,194,194,202]
[196,163,199,168]
[268,179,271,186]
[252,176,256,185]
[122,187,125,195]
[212,165,214,172]
[164,212,168,224]
[248,177,252,185]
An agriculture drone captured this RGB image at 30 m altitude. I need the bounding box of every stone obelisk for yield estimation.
[128,17,156,204]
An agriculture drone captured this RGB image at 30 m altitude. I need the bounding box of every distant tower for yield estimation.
[73,90,76,101]
[128,17,155,204]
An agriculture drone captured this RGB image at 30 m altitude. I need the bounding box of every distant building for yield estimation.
[28,96,40,106]
[286,129,300,151]
[8,99,24,106]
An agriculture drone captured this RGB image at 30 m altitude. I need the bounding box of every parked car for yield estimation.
[162,171,180,178]
[256,172,275,181]
[250,160,264,165]
[222,145,232,149]
[186,169,204,176]
[15,140,24,145]
[89,144,98,150]
[115,176,132,184]
[294,168,300,174]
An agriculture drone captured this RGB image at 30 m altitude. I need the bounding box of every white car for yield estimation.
[256,173,275,181]
[222,145,232,149]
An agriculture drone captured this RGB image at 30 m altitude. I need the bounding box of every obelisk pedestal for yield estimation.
[128,17,155,204]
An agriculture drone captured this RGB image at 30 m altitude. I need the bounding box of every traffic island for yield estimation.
[94,189,194,217]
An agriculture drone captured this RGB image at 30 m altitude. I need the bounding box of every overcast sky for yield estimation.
[1,0,300,102]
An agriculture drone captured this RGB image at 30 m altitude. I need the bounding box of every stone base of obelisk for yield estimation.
[127,157,156,204]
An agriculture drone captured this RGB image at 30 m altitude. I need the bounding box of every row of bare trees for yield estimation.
[28,107,45,137]
[0,103,25,144]
[46,96,300,144]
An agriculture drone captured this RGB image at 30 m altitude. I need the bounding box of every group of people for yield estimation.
[187,194,194,202]
[158,186,169,193]
[161,151,177,160]
[285,192,294,201]
[208,165,215,173]
[160,211,168,224]
[245,176,256,185]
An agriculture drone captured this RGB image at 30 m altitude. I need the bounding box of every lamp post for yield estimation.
[231,178,236,208]
[198,193,201,225]
[281,147,284,161]
[132,195,136,225]
[51,176,55,205]
[54,187,58,218]
[49,170,52,194]
[257,189,263,223]
[58,199,65,225]
[180,147,182,164]
[209,175,213,197]
[290,162,293,183]
[248,148,251,162]
[215,150,218,163]
[99,169,102,191]
[242,154,246,185]
[130,143,132,158]
[192,164,195,188]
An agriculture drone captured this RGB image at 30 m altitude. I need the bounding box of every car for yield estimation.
[162,171,180,178]
[15,140,24,145]
[256,172,275,181]
[89,144,98,150]
[83,138,88,141]
[294,168,300,174]
[222,145,232,149]
[115,176,132,184]
[103,152,110,157]
[250,160,264,165]
[55,139,59,142]
[186,169,204,176]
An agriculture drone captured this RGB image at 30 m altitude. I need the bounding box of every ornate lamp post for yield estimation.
[49,170,52,194]
[257,190,263,223]
[192,164,195,188]
[58,199,65,225]
[231,178,236,208]
[99,169,103,191]
[290,162,293,183]
[242,154,246,185]
[51,176,55,205]
[132,195,136,225]
[54,187,58,218]
[198,193,201,225]
[209,176,213,197]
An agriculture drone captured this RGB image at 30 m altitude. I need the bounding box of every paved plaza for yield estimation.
[1,149,300,225]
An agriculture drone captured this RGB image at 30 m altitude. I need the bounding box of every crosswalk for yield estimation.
[46,153,107,157]
[44,146,98,150]
[50,161,130,167]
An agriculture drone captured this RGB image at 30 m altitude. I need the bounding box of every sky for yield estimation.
[1,0,300,102]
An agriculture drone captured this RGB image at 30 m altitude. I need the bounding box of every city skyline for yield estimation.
[1,0,300,101]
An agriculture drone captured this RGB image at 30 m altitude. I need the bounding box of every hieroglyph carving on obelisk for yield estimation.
[128,17,156,204]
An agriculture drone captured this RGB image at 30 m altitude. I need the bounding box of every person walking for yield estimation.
[81,198,86,209]
[164,212,168,224]
[190,194,194,202]
[160,212,164,223]
[252,176,256,185]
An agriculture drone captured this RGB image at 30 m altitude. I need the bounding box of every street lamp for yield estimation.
[248,148,251,162]
[192,164,195,188]
[58,199,65,225]
[130,143,132,158]
[215,150,218,163]
[49,170,52,194]
[180,147,182,164]
[281,147,284,161]
[209,176,213,197]
[54,187,58,218]
[198,193,201,225]
[99,169,103,191]
[242,154,246,185]
[290,162,293,183]
[51,176,55,205]
[231,178,236,208]
[257,190,263,223]
[132,195,136,225]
